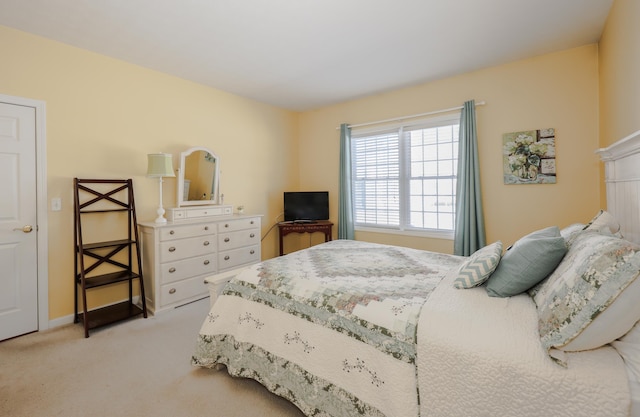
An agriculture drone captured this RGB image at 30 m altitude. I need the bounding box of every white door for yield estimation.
[0,102,38,341]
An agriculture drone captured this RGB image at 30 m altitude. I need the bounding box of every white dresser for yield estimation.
[139,214,261,314]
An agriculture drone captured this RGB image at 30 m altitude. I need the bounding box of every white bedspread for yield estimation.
[417,269,631,417]
[193,240,462,417]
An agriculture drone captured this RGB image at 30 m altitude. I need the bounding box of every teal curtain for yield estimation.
[338,123,355,239]
[454,100,486,256]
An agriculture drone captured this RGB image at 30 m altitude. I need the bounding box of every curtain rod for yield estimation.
[336,100,486,130]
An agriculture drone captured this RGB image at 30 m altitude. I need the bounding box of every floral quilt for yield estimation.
[192,240,462,417]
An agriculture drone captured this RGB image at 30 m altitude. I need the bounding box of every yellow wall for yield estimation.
[599,0,640,147]
[299,45,601,252]
[598,0,640,208]
[0,25,299,320]
[3,2,634,323]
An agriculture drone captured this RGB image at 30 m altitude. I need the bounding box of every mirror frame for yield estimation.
[176,146,220,207]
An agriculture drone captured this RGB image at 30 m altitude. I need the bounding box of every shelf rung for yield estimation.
[78,208,132,214]
[77,302,145,331]
[80,239,136,251]
[77,270,141,288]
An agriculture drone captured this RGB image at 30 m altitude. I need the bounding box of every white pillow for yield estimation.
[533,232,640,365]
[563,276,640,351]
[584,209,621,235]
[611,321,640,417]
[612,321,640,382]
[559,223,585,247]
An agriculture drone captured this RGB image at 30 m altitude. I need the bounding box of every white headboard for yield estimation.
[596,129,640,245]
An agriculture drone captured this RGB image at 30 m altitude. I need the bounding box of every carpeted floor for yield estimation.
[0,298,305,417]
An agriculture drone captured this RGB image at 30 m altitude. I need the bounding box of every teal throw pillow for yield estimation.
[486,226,567,297]
[453,241,503,289]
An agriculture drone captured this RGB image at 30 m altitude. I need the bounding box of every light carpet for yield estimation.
[0,298,305,417]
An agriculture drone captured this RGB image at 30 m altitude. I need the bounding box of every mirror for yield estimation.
[176,146,220,207]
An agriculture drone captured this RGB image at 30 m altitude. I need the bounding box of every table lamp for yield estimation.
[147,153,175,224]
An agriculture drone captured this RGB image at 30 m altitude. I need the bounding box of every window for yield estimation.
[351,115,460,236]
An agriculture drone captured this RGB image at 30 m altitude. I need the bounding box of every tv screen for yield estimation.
[284,191,329,222]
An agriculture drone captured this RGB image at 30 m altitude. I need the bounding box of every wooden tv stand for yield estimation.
[277,220,333,256]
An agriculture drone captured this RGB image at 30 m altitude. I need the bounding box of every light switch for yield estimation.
[51,198,62,211]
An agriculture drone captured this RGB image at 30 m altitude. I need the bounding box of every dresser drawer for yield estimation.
[159,236,216,263]
[218,228,260,251]
[160,253,217,284]
[186,206,233,219]
[159,223,216,241]
[218,217,260,233]
[166,205,233,222]
[159,275,208,307]
[218,244,260,271]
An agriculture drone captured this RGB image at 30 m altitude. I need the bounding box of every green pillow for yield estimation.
[486,226,567,297]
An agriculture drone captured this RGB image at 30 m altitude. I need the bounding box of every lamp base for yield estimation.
[155,206,167,224]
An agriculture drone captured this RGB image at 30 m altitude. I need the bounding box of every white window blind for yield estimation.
[352,114,460,234]
[352,130,400,227]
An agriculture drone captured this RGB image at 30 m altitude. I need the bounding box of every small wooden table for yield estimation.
[277,220,333,256]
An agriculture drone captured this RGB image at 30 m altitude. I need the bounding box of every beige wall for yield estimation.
[299,45,601,253]
[598,0,640,208]
[3,3,632,323]
[0,26,299,320]
[599,0,640,148]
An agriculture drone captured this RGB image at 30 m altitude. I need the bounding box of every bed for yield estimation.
[192,130,640,417]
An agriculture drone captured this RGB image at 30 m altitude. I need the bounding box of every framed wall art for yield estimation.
[502,128,556,184]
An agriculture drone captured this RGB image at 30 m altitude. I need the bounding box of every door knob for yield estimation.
[13,225,33,233]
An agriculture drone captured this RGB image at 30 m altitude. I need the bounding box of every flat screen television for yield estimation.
[284,191,329,222]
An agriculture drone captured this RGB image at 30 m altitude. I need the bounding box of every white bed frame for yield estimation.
[597,129,640,417]
[597,129,640,245]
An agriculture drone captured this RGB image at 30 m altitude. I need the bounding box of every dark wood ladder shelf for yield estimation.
[74,178,147,337]
[77,302,145,331]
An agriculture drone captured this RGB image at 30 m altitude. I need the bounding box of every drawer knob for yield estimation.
[169,288,176,294]
[250,220,254,224]
[224,237,230,242]
[250,233,255,238]
[204,260,210,265]
[224,255,230,261]
[170,230,175,235]
[204,241,210,246]
[225,223,229,228]
[250,250,255,255]
[169,267,176,273]
[168,246,176,252]
[204,226,209,231]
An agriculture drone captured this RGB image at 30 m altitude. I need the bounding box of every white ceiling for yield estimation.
[0,0,613,111]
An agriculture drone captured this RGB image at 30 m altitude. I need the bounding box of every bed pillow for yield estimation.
[532,232,640,365]
[583,209,621,235]
[485,226,567,297]
[527,223,591,298]
[560,223,586,247]
[453,241,503,289]
[611,322,640,382]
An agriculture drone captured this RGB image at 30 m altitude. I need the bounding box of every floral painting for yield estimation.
[503,128,556,184]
